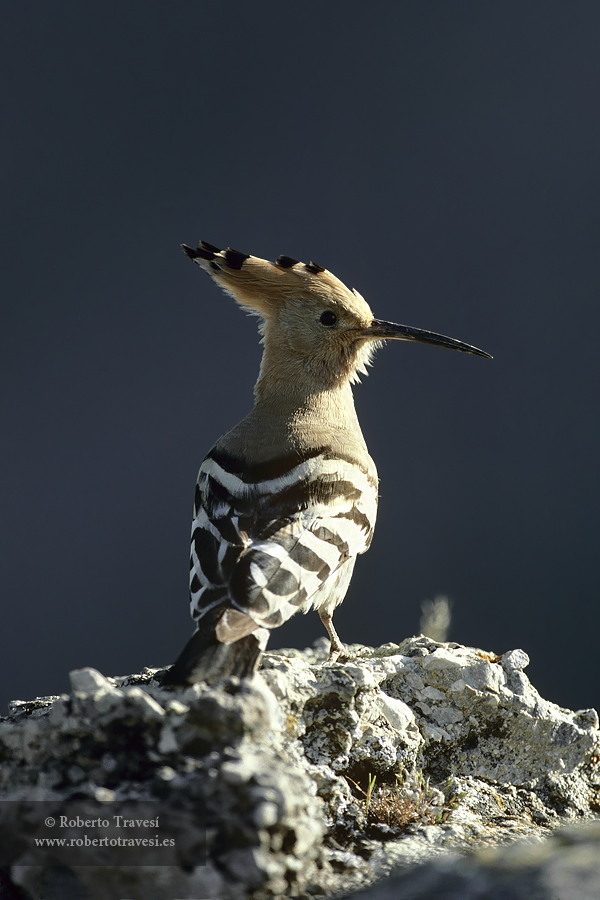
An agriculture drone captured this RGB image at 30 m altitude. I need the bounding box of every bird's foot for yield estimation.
[325,642,355,665]
[319,612,353,665]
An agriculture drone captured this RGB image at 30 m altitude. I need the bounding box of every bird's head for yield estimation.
[183,241,491,396]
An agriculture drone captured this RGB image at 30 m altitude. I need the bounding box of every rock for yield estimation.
[348,820,600,900]
[0,636,598,899]
[69,666,114,694]
[501,648,530,672]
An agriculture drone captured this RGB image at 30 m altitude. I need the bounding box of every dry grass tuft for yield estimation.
[348,768,462,832]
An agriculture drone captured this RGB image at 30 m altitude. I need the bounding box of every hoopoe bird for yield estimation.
[163,242,491,686]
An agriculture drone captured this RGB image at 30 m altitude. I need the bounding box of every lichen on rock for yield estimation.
[0,636,598,899]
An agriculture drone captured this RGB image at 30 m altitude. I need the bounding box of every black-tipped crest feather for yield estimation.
[275,255,300,269]
[200,239,221,253]
[224,247,250,270]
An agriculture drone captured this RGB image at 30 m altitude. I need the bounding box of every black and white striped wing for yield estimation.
[189,449,378,636]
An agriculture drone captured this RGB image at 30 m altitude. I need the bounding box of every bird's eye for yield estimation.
[319,310,338,327]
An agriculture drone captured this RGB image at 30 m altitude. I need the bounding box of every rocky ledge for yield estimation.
[1,636,599,899]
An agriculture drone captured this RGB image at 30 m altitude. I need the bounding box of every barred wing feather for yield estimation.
[189,449,378,637]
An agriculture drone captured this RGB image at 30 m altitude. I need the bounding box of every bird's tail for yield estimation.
[161,608,268,687]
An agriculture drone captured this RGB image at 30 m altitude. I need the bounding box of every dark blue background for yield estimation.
[2,2,599,714]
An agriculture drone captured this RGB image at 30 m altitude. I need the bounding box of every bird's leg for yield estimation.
[319,610,352,663]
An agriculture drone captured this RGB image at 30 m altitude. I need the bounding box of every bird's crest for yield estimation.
[182,240,373,324]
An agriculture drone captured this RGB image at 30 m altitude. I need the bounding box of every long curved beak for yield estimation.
[363,319,492,359]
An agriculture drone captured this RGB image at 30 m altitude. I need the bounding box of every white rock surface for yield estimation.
[0,636,598,899]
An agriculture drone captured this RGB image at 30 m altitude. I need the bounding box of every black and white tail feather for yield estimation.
[163,241,491,686]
